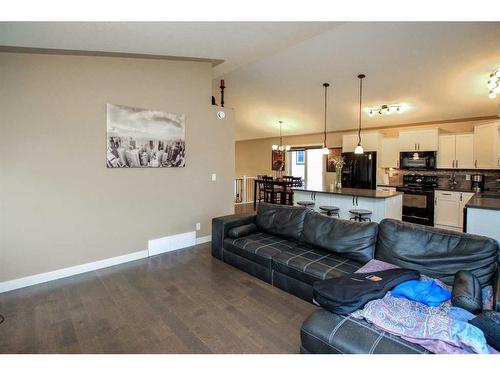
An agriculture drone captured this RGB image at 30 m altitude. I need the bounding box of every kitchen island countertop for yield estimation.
[292,187,402,199]
[465,192,500,211]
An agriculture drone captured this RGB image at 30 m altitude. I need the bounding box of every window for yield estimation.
[295,150,305,165]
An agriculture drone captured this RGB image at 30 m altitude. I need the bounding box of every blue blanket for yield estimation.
[392,279,451,307]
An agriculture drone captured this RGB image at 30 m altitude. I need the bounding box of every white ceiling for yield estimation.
[217,22,500,140]
[1,22,499,141]
[0,22,338,76]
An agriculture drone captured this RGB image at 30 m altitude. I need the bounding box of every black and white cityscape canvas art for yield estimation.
[106,103,186,168]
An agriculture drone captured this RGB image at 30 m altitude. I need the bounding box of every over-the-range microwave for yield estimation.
[399,151,437,170]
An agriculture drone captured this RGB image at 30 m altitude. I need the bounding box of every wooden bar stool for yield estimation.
[349,209,372,222]
[319,206,340,217]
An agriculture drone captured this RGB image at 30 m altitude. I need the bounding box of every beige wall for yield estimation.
[0,53,235,282]
[235,120,493,179]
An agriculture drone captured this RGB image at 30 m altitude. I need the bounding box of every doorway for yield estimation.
[289,149,324,190]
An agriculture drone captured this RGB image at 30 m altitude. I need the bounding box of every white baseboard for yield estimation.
[148,231,196,257]
[196,235,212,244]
[0,249,148,294]
[0,231,214,294]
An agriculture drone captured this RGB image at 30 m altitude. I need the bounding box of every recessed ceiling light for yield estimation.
[216,110,226,119]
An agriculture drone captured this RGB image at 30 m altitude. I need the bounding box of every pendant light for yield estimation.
[321,82,330,155]
[354,74,366,155]
[272,121,290,152]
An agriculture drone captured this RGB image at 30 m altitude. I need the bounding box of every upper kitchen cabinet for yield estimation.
[437,135,455,168]
[454,134,475,169]
[399,129,439,151]
[380,137,399,168]
[342,132,382,153]
[437,133,474,169]
[474,122,500,169]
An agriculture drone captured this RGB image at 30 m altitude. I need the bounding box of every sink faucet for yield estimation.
[449,173,458,189]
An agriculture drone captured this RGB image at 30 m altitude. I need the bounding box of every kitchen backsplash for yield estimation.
[387,169,500,191]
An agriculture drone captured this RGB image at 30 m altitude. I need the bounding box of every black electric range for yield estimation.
[396,175,438,226]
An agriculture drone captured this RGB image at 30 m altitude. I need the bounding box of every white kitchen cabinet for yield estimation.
[434,190,474,232]
[380,138,399,168]
[437,133,474,169]
[459,192,474,227]
[342,132,382,153]
[437,135,455,169]
[434,190,461,228]
[474,122,500,169]
[455,134,475,169]
[399,129,439,151]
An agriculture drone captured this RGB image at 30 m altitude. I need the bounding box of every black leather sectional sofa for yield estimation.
[212,202,500,354]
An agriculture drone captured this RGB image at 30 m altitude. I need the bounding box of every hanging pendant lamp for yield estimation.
[321,82,330,155]
[272,121,290,152]
[354,74,366,155]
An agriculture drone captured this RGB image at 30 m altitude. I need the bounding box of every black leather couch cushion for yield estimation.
[300,308,430,354]
[212,213,256,260]
[452,270,483,314]
[223,231,297,267]
[272,244,363,285]
[470,311,500,351]
[376,219,499,286]
[256,202,307,241]
[301,211,378,263]
[227,223,258,239]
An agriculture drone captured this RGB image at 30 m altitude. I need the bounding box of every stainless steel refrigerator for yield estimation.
[341,152,377,190]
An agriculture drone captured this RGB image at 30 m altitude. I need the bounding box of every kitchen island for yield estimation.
[465,192,500,244]
[293,187,402,222]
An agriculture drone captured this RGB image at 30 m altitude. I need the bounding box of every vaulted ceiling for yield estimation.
[215,22,500,140]
[1,22,499,140]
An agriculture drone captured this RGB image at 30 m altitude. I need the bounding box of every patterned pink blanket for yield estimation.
[351,260,496,354]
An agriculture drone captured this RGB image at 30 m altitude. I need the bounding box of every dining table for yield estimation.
[253,178,296,209]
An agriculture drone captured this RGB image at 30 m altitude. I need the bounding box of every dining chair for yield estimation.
[292,177,303,188]
[263,177,280,204]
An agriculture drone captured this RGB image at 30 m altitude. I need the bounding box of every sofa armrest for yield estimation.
[211,214,256,260]
[494,263,500,312]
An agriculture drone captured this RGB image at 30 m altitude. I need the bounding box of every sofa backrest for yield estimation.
[301,211,378,263]
[376,219,499,286]
[256,202,308,241]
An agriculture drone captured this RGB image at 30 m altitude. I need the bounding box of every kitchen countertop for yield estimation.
[376,184,402,188]
[435,187,476,193]
[465,192,500,211]
[377,184,476,193]
[293,187,402,199]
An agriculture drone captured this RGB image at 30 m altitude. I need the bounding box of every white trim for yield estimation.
[196,235,212,244]
[148,231,196,257]
[0,249,148,294]
[1,230,209,294]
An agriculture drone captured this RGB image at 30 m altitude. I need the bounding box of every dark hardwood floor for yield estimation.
[234,203,257,215]
[0,243,314,353]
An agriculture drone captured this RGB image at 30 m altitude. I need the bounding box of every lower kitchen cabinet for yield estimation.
[434,190,474,232]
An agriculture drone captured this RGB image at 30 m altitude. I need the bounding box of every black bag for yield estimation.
[313,268,420,315]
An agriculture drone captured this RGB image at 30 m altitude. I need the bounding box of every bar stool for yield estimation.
[297,201,315,209]
[349,209,372,222]
[319,206,340,217]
